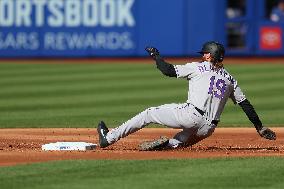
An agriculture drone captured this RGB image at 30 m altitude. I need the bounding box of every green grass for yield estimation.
[0,62,283,128]
[0,157,284,189]
[1,62,283,189]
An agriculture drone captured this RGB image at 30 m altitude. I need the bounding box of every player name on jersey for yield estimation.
[198,64,234,83]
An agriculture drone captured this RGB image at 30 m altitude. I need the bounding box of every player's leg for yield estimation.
[138,122,216,150]
[168,122,217,148]
[105,103,199,145]
[168,128,198,148]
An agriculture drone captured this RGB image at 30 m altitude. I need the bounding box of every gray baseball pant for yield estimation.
[106,103,216,148]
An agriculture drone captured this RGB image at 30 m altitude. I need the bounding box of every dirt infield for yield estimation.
[0,128,283,166]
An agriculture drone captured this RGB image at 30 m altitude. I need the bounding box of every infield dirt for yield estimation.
[0,128,283,166]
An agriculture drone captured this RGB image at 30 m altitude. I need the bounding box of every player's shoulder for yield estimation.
[184,61,203,67]
[223,67,234,77]
[221,67,237,84]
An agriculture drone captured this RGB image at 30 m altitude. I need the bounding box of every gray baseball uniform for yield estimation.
[105,61,246,148]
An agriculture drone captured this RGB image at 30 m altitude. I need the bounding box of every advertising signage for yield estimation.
[0,0,137,57]
[1,0,283,57]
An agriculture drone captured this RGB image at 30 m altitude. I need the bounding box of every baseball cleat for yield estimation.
[97,121,110,148]
[138,136,169,151]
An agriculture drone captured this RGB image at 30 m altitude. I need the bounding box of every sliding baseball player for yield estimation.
[97,41,276,150]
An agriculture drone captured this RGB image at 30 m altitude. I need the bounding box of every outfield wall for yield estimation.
[0,0,283,57]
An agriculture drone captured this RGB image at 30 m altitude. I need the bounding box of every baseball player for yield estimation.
[97,41,276,150]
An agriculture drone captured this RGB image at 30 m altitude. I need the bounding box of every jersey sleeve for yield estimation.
[230,80,246,104]
[174,63,196,78]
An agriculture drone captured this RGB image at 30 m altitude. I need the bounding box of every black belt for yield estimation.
[211,120,219,125]
[194,107,219,125]
[194,107,205,116]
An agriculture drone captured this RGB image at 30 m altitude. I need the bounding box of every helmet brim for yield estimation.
[197,51,209,54]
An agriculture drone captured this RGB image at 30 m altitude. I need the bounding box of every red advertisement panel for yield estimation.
[260,27,282,50]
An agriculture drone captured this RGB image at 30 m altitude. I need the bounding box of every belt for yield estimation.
[194,107,205,116]
[194,107,219,125]
[211,120,219,125]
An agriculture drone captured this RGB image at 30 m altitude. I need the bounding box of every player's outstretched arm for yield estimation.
[145,47,177,77]
[238,99,276,140]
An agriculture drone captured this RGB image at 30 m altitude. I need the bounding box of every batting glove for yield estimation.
[145,47,160,60]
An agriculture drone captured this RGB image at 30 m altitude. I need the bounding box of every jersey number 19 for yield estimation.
[208,76,227,99]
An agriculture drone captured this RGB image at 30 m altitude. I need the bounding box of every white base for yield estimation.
[42,142,97,151]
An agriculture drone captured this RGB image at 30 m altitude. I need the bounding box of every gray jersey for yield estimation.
[174,61,246,121]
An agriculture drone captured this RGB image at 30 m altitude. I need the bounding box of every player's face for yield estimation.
[202,53,213,62]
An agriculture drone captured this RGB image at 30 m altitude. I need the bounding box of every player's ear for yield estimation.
[209,53,216,62]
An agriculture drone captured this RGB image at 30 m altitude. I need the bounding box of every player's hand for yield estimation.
[257,127,276,140]
[145,47,160,60]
